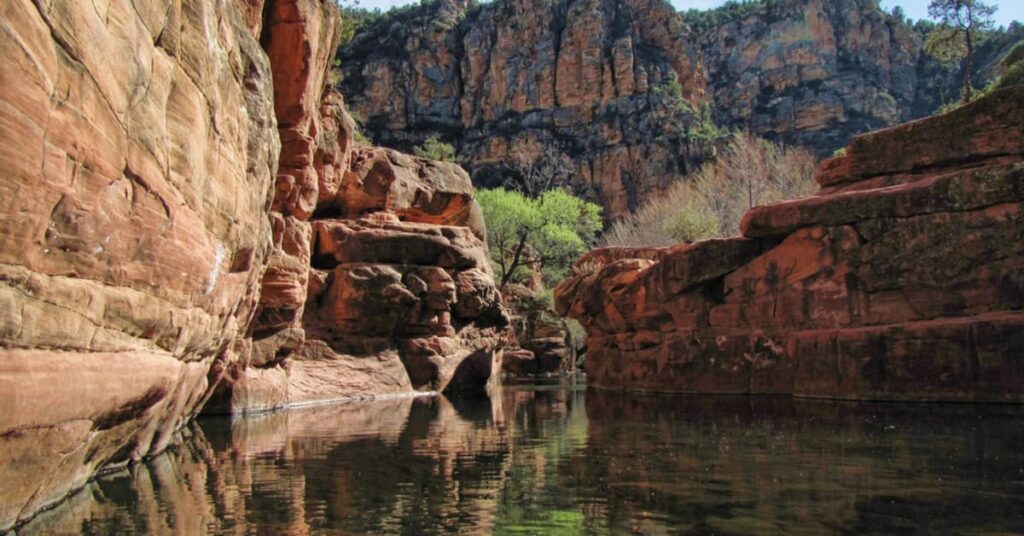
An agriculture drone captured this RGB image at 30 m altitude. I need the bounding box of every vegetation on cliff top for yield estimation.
[413,135,457,162]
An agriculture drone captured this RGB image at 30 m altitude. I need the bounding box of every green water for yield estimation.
[17,379,1024,535]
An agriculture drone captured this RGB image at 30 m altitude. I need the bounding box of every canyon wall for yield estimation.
[339,0,712,219]
[0,0,277,528]
[555,85,1024,401]
[697,0,1023,154]
[338,0,1021,215]
[0,0,506,529]
[207,0,509,414]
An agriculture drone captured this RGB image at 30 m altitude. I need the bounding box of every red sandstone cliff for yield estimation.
[555,85,1024,401]
[0,0,506,529]
[339,0,712,219]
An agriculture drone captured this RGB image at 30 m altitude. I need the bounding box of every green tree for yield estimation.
[994,40,1024,89]
[477,188,602,288]
[412,135,456,162]
[924,0,997,104]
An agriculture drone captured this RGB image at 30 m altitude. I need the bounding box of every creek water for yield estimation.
[17,378,1024,535]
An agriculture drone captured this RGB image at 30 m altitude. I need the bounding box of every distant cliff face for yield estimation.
[339,0,713,219]
[696,0,1022,154]
[697,0,923,153]
[339,0,1022,197]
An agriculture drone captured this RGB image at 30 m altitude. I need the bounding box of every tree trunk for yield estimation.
[500,234,529,288]
[963,29,974,104]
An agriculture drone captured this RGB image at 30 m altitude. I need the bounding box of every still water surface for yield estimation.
[19,379,1024,535]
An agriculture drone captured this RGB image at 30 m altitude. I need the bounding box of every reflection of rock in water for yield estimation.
[15,393,526,534]
[577,392,1024,534]
[16,386,1023,535]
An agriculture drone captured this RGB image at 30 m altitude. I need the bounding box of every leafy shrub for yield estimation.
[664,192,720,243]
[651,79,684,100]
[995,40,1024,89]
[412,135,456,162]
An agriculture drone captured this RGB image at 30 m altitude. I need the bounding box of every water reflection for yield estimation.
[17,381,1024,535]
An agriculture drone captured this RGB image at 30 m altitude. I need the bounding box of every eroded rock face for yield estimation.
[339,0,1022,200]
[339,0,712,219]
[209,1,508,413]
[698,0,1024,155]
[0,0,278,529]
[0,0,507,529]
[501,284,574,376]
[699,0,921,153]
[555,86,1024,401]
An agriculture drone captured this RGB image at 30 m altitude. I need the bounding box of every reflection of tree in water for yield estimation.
[17,386,1024,535]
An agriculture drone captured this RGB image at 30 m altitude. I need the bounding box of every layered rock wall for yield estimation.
[339,0,1022,204]
[555,86,1024,401]
[0,0,507,529]
[339,0,712,219]
[697,0,1023,154]
[0,0,278,528]
[197,0,508,414]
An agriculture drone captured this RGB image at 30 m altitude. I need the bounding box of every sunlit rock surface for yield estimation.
[556,86,1024,401]
[338,0,713,219]
[0,0,277,528]
[211,0,509,414]
[697,0,1023,154]
[0,0,506,529]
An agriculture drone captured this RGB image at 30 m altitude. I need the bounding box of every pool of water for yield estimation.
[17,379,1024,535]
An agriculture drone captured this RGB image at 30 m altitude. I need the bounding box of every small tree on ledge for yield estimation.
[924,0,997,105]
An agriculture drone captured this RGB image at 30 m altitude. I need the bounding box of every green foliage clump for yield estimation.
[681,0,785,34]
[412,135,457,162]
[337,5,385,45]
[477,188,602,288]
[932,38,1023,114]
[664,196,720,243]
[651,79,684,101]
[685,102,731,145]
[994,40,1024,89]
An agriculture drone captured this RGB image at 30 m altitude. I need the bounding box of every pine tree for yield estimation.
[924,0,997,104]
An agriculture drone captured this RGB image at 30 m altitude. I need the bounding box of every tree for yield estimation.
[477,188,602,288]
[412,135,456,162]
[924,0,997,104]
[601,132,818,248]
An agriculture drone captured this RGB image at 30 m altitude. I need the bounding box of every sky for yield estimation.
[355,0,1021,28]
[673,1,1021,27]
